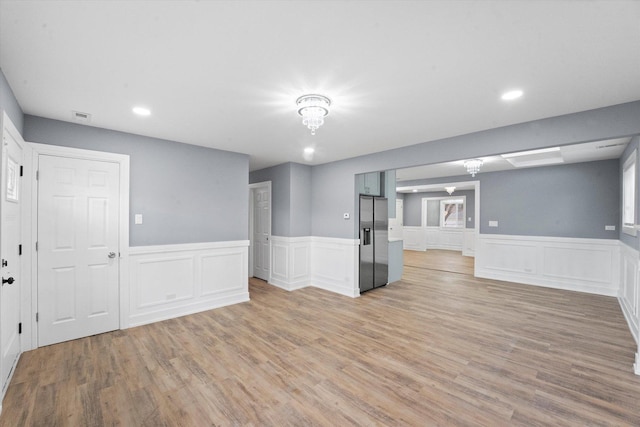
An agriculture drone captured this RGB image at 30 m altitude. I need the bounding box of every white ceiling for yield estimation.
[1,1,639,171]
[396,137,631,187]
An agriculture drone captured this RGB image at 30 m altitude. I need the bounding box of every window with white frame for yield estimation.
[440,199,465,228]
[622,149,637,235]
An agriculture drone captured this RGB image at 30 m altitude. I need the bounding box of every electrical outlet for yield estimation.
[343,213,350,219]
[605,225,615,231]
[135,214,143,224]
[489,220,498,227]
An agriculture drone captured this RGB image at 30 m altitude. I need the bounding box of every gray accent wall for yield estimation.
[311,101,640,239]
[250,162,312,237]
[480,160,619,239]
[0,68,24,134]
[24,115,249,246]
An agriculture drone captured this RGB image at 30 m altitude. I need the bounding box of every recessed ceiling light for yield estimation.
[412,189,418,193]
[501,90,523,101]
[304,147,315,154]
[132,106,151,116]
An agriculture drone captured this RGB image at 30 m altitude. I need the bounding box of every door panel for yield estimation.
[38,155,120,346]
[252,186,271,280]
[1,115,23,395]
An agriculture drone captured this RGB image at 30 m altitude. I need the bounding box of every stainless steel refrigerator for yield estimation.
[359,196,389,293]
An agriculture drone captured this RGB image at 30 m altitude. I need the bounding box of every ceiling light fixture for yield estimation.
[501,89,523,101]
[464,159,483,177]
[445,186,456,195]
[296,94,330,135]
[303,146,315,161]
[132,106,151,116]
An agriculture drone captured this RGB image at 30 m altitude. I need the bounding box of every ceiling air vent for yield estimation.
[596,142,626,149]
[72,110,91,123]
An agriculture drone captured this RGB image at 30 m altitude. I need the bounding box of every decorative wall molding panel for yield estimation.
[619,243,639,346]
[128,241,249,327]
[425,227,463,251]
[463,229,476,257]
[476,234,621,296]
[270,236,312,291]
[269,236,359,298]
[403,226,475,255]
[402,227,426,251]
[310,237,360,298]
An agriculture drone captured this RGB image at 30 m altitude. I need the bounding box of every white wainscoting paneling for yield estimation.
[269,236,362,298]
[311,237,360,298]
[425,227,463,251]
[403,226,475,254]
[128,241,249,327]
[269,236,312,291]
[476,235,620,296]
[403,227,425,251]
[463,229,476,257]
[619,243,639,346]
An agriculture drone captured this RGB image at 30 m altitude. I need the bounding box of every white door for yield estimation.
[252,185,270,280]
[1,114,23,394]
[396,199,404,227]
[37,155,120,346]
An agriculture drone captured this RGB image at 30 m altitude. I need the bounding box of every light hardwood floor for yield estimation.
[1,267,639,426]
[404,249,475,276]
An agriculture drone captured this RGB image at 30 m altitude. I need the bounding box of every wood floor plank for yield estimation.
[2,250,639,426]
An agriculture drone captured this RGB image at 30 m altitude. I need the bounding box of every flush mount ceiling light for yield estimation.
[464,159,483,177]
[501,89,523,101]
[296,94,330,135]
[132,106,151,116]
[445,186,456,195]
[303,147,315,161]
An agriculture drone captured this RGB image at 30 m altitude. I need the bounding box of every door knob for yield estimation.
[108,252,116,259]
[2,277,14,285]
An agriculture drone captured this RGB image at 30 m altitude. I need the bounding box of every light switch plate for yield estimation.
[135,214,143,225]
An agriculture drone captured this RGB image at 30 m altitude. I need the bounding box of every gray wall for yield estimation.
[250,162,312,237]
[290,163,312,237]
[0,68,24,133]
[620,135,640,250]
[311,101,640,239]
[398,160,619,239]
[480,160,619,238]
[402,190,475,228]
[24,115,249,246]
[250,163,291,236]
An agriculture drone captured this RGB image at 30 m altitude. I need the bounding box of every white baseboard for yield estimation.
[476,234,621,297]
[128,241,250,327]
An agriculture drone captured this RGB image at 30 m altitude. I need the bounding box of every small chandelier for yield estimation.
[464,159,483,177]
[297,94,330,135]
[445,186,456,195]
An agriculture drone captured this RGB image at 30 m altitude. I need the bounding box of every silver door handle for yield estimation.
[108,252,116,259]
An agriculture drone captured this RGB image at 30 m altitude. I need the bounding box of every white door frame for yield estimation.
[26,143,130,350]
[248,181,271,281]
